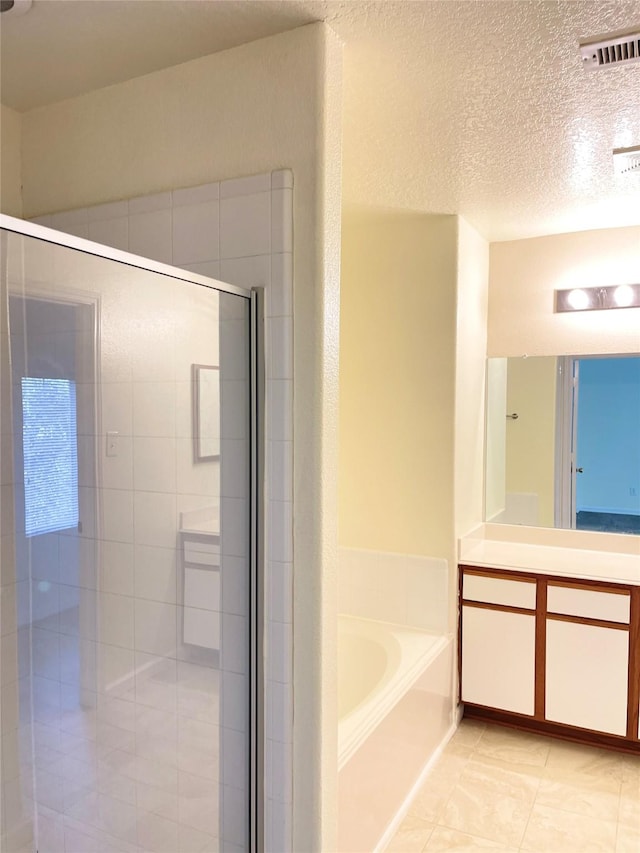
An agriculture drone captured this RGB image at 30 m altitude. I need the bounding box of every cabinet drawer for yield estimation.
[463,573,536,610]
[184,537,220,567]
[547,585,630,624]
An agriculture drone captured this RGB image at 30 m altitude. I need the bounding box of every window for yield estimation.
[22,377,79,537]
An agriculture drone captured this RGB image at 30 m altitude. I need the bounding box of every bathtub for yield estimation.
[338,614,449,770]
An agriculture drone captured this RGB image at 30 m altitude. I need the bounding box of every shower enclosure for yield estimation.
[0,216,261,853]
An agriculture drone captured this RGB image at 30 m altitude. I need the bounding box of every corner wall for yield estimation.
[0,104,22,217]
[454,218,489,541]
[339,210,457,560]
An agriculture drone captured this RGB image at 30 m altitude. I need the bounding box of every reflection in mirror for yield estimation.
[193,363,220,461]
[485,355,640,535]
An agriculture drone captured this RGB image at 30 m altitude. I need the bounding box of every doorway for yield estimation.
[556,355,640,534]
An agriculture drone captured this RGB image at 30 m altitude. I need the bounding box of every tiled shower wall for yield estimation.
[31,170,294,852]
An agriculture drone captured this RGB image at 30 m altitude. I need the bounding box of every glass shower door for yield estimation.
[0,224,255,853]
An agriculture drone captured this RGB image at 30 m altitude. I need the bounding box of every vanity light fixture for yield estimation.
[555,283,640,312]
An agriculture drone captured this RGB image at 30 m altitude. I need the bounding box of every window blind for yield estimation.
[22,377,79,537]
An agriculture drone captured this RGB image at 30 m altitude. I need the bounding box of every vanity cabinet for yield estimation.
[181,531,221,650]
[459,565,640,752]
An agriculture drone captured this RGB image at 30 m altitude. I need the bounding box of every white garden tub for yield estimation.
[338,614,449,770]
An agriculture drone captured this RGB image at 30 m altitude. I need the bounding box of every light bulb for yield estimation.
[567,289,590,310]
[613,284,634,307]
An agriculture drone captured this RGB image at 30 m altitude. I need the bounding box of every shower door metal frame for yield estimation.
[0,213,265,853]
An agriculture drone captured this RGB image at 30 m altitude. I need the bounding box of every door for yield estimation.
[556,355,640,533]
[2,226,258,853]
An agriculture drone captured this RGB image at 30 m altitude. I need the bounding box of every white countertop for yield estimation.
[459,524,640,586]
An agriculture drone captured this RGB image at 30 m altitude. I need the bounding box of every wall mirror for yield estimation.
[485,354,640,535]
[193,363,220,461]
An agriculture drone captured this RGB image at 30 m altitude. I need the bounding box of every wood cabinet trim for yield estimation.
[548,579,632,596]
[546,612,630,631]
[460,565,537,583]
[628,587,640,740]
[463,705,640,754]
[535,578,547,720]
[459,563,640,752]
[461,599,535,616]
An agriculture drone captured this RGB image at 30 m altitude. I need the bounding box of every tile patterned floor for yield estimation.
[387,720,640,852]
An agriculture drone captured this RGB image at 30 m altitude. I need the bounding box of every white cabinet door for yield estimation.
[546,620,629,736]
[461,605,536,715]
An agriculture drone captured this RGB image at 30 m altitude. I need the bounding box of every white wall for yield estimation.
[488,226,640,357]
[0,104,22,217]
[17,22,344,851]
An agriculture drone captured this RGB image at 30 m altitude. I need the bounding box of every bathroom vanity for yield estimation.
[458,526,640,752]
[179,509,221,650]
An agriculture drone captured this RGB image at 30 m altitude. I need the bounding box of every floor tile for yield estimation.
[386,815,435,851]
[474,726,550,768]
[520,802,618,852]
[425,825,517,851]
[535,767,621,821]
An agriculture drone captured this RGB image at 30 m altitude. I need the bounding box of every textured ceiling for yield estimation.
[1,0,640,240]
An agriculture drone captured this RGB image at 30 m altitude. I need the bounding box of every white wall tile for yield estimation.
[88,218,128,252]
[87,200,129,222]
[267,317,293,380]
[220,254,271,290]
[220,193,270,259]
[102,489,134,544]
[133,492,177,549]
[221,726,247,790]
[220,555,249,618]
[221,613,248,675]
[133,382,176,437]
[131,332,176,382]
[176,438,219,497]
[128,192,172,215]
[220,381,248,441]
[172,201,220,266]
[133,437,177,494]
[267,441,292,504]
[219,498,248,559]
[267,621,292,685]
[267,681,292,746]
[99,593,134,650]
[220,439,249,500]
[129,209,172,265]
[100,541,134,597]
[271,170,294,190]
[31,214,52,227]
[134,545,177,604]
[182,260,221,280]
[134,599,177,657]
[271,189,293,254]
[100,434,134,491]
[50,208,89,232]
[266,380,292,443]
[220,173,270,199]
[268,562,292,624]
[268,254,293,318]
[172,182,219,207]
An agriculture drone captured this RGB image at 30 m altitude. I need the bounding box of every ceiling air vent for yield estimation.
[613,146,640,176]
[580,30,640,70]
